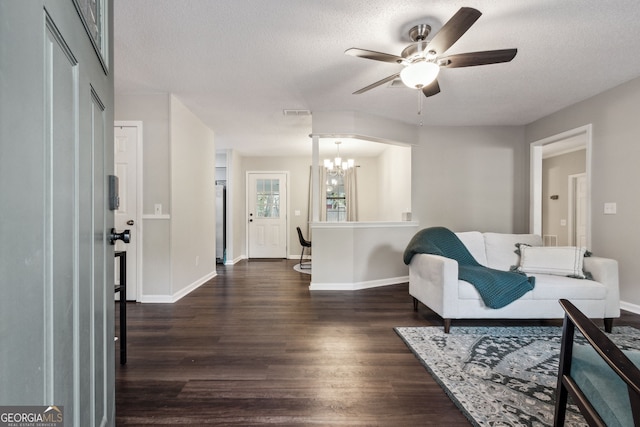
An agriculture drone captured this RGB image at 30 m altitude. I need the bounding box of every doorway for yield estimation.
[530,124,592,247]
[247,172,288,258]
[114,122,143,301]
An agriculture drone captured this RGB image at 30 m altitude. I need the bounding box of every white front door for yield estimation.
[247,172,288,258]
[114,124,140,300]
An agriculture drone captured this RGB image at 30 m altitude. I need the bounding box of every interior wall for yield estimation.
[114,92,171,297]
[525,75,640,308]
[542,149,586,245]
[226,149,245,264]
[353,157,380,221]
[412,125,528,233]
[378,144,411,221]
[169,95,217,296]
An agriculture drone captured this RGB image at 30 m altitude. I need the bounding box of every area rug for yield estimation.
[293,263,311,274]
[394,325,640,427]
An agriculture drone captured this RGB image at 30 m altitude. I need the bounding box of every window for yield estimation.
[326,175,346,222]
[255,178,280,218]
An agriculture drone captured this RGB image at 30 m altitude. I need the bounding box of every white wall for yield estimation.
[115,93,172,296]
[170,95,217,297]
[412,125,528,233]
[354,156,379,221]
[115,93,216,301]
[525,75,640,308]
[378,144,411,221]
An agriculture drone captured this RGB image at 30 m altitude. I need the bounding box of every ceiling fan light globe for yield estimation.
[400,61,439,89]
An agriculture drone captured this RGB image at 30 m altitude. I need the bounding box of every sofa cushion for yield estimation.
[530,274,606,300]
[458,279,534,300]
[483,233,542,271]
[455,232,487,266]
[517,245,587,278]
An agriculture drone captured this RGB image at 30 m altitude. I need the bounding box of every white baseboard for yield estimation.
[309,276,408,291]
[224,255,245,265]
[620,300,640,315]
[140,271,217,303]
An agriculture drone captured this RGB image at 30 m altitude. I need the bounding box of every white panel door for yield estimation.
[248,173,287,258]
[114,125,139,300]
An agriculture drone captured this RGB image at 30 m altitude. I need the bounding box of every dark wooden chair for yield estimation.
[296,226,311,269]
[554,299,640,426]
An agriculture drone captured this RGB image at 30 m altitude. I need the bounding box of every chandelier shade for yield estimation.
[324,141,354,176]
[400,61,440,89]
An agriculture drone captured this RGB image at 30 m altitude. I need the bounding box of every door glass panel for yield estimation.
[256,178,280,218]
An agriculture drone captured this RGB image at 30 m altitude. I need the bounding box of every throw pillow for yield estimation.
[517,246,587,278]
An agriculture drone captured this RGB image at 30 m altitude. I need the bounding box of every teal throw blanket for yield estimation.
[403,227,535,309]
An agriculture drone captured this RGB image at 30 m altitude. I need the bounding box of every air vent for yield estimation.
[283,109,311,116]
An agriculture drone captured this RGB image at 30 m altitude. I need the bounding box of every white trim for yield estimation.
[140,271,216,303]
[114,120,144,302]
[530,124,592,248]
[309,276,408,291]
[224,255,245,265]
[621,300,640,315]
[142,214,171,220]
[311,221,419,229]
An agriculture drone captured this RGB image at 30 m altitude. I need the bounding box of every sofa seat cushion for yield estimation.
[458,275,605,301]
[483,233,542,271]
[531,274,606,300]
[458,280,534,300]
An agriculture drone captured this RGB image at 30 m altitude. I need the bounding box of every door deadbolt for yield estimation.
[110,228,131,245]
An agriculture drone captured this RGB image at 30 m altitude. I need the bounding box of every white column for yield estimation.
[311,134,320,222]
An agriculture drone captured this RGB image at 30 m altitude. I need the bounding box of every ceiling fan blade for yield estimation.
[353,73,401,94]
[422,79,440,97]
[345,48,403,64]
[427,7,482,55]
[439,49,517,68]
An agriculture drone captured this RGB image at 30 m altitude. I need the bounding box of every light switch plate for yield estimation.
[155,203,162,215]
[604,202,617,214]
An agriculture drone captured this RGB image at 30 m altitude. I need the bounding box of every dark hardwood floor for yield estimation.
[115,259,640,426]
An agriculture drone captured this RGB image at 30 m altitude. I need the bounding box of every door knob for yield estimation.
[110,228,131,245]
[126,220,134,225]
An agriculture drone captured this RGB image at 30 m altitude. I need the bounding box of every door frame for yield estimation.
[246,171,290,258]
[530,124,592,248]
[114,120,144,301]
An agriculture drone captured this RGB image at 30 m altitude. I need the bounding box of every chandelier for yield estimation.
[323,141,354,176]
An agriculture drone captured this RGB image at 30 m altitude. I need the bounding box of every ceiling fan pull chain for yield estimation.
[418,91,424,126]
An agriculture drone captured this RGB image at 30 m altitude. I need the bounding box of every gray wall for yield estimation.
[526,75,640,307]
[412,125,528,233]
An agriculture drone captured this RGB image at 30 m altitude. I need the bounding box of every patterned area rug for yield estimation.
[395,326,640,427]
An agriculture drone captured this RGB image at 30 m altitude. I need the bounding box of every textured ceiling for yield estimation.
[114,0,640,157]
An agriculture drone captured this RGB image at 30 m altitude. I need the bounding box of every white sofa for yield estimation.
[408,231,620,333]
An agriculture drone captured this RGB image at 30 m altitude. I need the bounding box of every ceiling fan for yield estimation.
[345,7,517,98]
